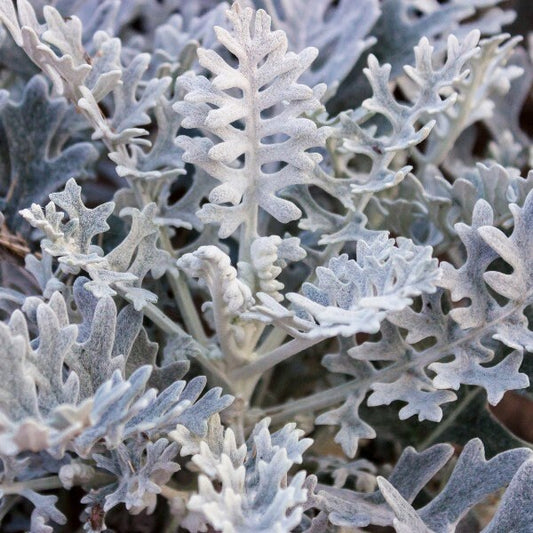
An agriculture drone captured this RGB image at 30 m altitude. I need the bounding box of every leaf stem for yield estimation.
[160,485,189,501]
[167,266,210,347]
[256,327,287,356]
[230,336,324,381]
[0,476,64,495]
[0,472,115,495]
[141,301,234,391]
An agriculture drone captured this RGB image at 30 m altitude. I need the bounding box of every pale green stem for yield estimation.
[263,363,397,426]
[0,472,114,495]
[230,406,246,446]
[141,300,234,392]
[327,137,344,177]
[356,191,372,213]
[238,204,259,265]
[0,476,64,495]
[159,220,210,348]
[167,268,210,347]
[230,336,324,381]
[323,240,345,264]
[237,45,260,266]
[256,327,287,356]
[194,353,235,393]
[138,300,189,337]
[160,485,190,501]
[247,323,267,355]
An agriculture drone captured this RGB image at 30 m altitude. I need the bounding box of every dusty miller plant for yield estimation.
[0,0,531,531]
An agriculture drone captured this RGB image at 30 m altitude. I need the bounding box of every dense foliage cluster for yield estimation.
[0,0,531,531]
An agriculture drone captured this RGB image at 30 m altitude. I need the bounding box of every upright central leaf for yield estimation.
[175,4,330,243]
